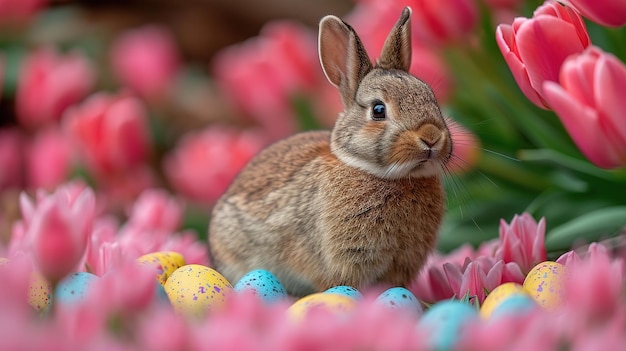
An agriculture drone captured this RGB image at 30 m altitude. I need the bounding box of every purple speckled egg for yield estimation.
[164,264,233,317]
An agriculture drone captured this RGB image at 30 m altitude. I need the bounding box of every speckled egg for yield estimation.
[28,271,51,312]
[490,294,537,319]
[137,251,186,285]
[164,264,233,317]
[418,300,478,351]
[55,272,99,304]
[324,286,363,299]
[523,261,568,308]
[480,283,529,319]
[287,293,357,320]
[234,269,288,303]
[375,287,422,315]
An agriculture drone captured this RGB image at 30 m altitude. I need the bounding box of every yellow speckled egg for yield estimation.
[523,261,568,308]
[0,259,51,312]
[137,251,186,285]
[164,264,233,317]
[29,271,52,312]
[287,293,357,320]
[480,283,529,319]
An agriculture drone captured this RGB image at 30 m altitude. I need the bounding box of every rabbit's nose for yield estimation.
[417,124,442,147]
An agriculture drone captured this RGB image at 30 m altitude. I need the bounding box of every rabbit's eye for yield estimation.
[371,102,386,121]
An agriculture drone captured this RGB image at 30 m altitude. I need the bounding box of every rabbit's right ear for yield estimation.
[319,16,373,106]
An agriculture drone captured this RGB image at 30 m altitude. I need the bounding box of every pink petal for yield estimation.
[495,24,546,108]
[516,16,589,101]
[543,81,619,168]
[594,52,626,149]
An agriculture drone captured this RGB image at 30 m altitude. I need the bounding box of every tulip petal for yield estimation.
[594,53,626,150]
[543,81,619,168]
[495,24,546,108]
[516,17,589,103]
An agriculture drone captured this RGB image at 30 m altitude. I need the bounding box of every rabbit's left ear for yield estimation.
[377,7,412,72]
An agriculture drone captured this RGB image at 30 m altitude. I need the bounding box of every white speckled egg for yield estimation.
[164,264,233,317]
[523,261,568,308]
[55,272,99,304]
[137,251,186,285]
[324,286,363,299]
[375,287,422,315]
[234,269,287,303]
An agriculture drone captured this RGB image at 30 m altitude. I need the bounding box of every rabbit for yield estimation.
[209,6,453,297]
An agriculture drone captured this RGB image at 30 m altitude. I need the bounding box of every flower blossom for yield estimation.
[543,46,626,169]
[110,25,181,99]
[64,92,152,176]
[562,0,626,27]
[495,213,547,274]
[496,1,590,109]
[16,47,94,129]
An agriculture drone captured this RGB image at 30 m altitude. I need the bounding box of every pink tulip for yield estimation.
[543,47,626,169]
[496,1,590,109]
[64,92,152,176]
[26,127,73,189]
[0,128,24,190]
[444,257,524,304]
[495,213,547,274]
[164,126,267,205]
[409,0,478,45]
[126,189,183,233]
[212,21,317,140]
[27,186,95,283]
[562,0,626,27]
[110,25,181,99]
[565,250,624,321]
[16,47,95,129]
[0,0,47,23]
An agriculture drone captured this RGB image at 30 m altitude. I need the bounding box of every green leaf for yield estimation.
[545,206,626,252]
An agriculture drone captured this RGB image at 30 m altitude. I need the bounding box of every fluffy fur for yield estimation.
[209,7,452,296]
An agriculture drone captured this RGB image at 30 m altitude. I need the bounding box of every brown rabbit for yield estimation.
[209,7,452,297]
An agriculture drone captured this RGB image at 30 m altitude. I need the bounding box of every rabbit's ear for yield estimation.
[319,15,372,105]
[377,7,412,72]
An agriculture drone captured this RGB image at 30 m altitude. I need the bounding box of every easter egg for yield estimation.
[418,300,478,351]
[375,287,422,315]
[28,271,51,312]
[234,269,288,303]
[324,286,363,299]
[287,293,357,320]
[55,272,99,304]
[480,283,529,319]
[523,261,568,308]
[490,294,537,319]
[137,251,186,285]
[164,264,233,317]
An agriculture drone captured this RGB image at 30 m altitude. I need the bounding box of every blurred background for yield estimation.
[1,0,625,258]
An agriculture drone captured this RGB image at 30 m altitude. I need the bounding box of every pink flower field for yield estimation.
[0,0,625,350]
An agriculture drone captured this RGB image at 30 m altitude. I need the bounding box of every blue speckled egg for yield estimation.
[234,269,287,303]
[324,286,363,299]
[55,272,99,304]
[490,294,537,319]
[375,287,422,314]
[418,300,478,351]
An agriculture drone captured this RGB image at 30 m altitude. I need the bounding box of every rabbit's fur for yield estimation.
[209,7,452,296]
